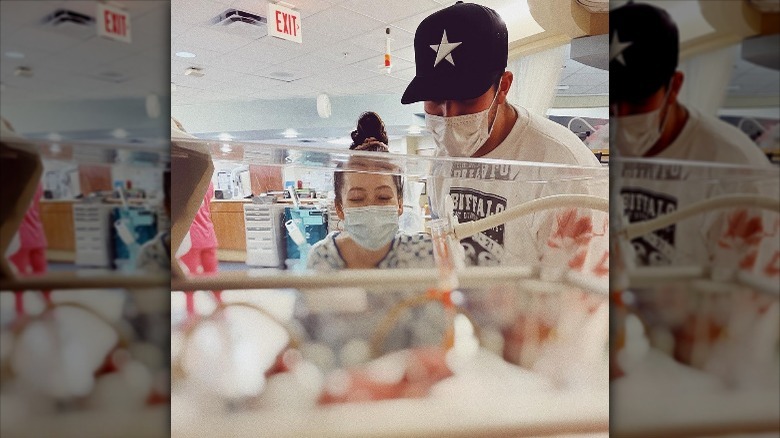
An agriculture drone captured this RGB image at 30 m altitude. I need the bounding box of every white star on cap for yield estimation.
[610,31,632,66]
[430,30,462,67]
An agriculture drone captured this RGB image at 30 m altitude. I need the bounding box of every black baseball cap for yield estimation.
[610,3,679,103]
[401,1,508,104]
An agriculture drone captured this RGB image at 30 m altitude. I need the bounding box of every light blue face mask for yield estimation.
[342,205,399,250]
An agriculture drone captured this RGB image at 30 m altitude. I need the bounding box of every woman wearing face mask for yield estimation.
[306,112,434,270]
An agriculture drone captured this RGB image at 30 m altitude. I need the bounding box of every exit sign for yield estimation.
[97,3,132,43]
[268,3,301,44]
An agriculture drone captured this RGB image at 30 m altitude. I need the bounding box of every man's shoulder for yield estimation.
[689,109,771,165]
[496,108,598,166]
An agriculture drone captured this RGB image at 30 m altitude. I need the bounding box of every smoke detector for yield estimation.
[185,67,205,77]
[42,9,95,38]
[14,66,33,78]
[211,8,268,38]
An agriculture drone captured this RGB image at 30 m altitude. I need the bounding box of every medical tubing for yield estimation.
[452,194,609,240]
[622,195,780,240]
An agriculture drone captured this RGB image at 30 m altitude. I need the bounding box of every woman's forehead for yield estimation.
[345,156,399,172]
[344,171,396,187]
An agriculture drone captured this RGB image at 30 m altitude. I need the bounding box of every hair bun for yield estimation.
[350,111,388,149]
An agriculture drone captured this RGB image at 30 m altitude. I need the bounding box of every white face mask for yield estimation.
[425,85,501,157]
[342,205,399,250]
[612,86,673,157]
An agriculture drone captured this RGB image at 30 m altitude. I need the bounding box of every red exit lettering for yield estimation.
[104,10,127,37]
[275,10,298,37]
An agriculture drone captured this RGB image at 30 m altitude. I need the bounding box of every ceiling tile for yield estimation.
[171,20,190,39]
[171,0,228,25]
[103,54,162,79]
[340,0,440,24]
[271,53,339,76]
[171,43,225,66]
[393,45,416,62]
[390,7,439,33]
[349,27,414,53]
[390,66,417,81]
[275,81,319,98]
[304,6,384,40]
[290,75,341,92]
[321,64,381,83]
[175,26,256,53]
[239,74,288,92]
[171,73,225,90]
[317,42,381,65]
[9,27,85,54]
[206,53,274,75]
[350,55,414,73]
[130,5,171,50]
[256,62,315,82]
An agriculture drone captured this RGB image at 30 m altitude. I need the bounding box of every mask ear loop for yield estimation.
[656,79,675,136]
[486,78,503,136]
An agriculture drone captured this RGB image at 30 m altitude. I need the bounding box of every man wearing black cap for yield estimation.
[402,1,601,267]
[402,1,597,164]
[610,2,769,164]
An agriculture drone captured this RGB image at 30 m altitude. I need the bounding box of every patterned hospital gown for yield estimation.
[306,231,435,270]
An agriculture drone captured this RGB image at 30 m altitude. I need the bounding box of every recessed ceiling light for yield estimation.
[4,51,25,59]
[47,132,63,141]
[556,85,570,90]
[282,128,299,138]
[175,51,196,58]
[218,133,233,141]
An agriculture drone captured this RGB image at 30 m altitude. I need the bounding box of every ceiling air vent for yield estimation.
[262,70,308,83]
[42,9,95,39]
[14,66,33,78]
[211,8,268,38]
[185,67,205,77]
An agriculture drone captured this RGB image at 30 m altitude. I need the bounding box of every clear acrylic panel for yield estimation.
[610,157,780,436]
[169,138,610,436]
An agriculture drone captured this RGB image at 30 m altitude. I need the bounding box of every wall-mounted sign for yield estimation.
[268,3,301,44]
[97,3,131,43]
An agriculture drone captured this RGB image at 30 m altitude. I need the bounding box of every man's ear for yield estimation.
[497,71,513,104]
[335,202,345,220]
[397,198,404,217]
